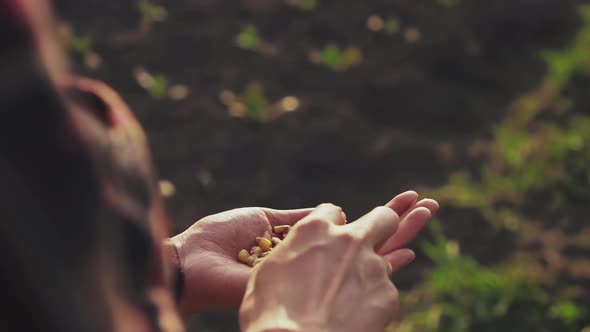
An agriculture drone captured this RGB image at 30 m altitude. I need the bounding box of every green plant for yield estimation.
[433,5,590,232]
[393,224,589,332]
[239,82,271,121]
[134,68,169,99]
[542,5,590,90]
[288,0,317,11]
[315,44,363,71]
[236,25,261,51]
[235,25,278,56]
[138,1,167,25]
[69,34,92,55]
[147,74,169,99]
[384,18,401,35]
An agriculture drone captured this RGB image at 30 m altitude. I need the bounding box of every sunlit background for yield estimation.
[54,0,590,331]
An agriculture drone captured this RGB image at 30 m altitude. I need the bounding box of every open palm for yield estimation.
[171,191,438,314]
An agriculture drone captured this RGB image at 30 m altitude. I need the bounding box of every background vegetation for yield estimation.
[54,0,590,331]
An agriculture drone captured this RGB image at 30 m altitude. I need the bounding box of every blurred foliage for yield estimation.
[384,18,401,35]
[235,25,278,56]
[391,224,589,332]
[146,74,168,99]
[542,5,590,90]
[434,5,590,232]
[311,44,363,71]
[134,68,169,99]
[138,0,167,27]
[287,0,317,11]
[239,82,271,122]
[58,25,102,70]
[419,8,590,329]
[438,0,460,9]
[223,82,300,122]
[236,25,262,51]
[68,34,92,55]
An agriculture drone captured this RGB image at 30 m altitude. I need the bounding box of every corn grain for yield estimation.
[247,255,257,266]
[238,226,291,266]
[250,246,263,257]
[273,225,291,234]
[238,249,250,264]
[257,237,273,251]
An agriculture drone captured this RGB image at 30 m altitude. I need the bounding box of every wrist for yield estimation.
[240,306,323,332]
[162,239,184,305]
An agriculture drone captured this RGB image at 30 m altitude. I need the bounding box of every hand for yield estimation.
[378,191,439,271]
[170,191,438,314]
[239,204,403,332]
[170,207,313,313]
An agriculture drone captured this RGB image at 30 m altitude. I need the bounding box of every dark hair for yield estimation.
[0,1,165,331]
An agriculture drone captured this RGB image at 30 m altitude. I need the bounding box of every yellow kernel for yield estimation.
[273,225,291,234]
[247,255,257,266]
[257,237,273,251]
[250,246,263,257]
[238,249,250,264]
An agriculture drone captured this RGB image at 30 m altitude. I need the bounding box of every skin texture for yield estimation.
[171,191,438,315]
[240,204,404,332]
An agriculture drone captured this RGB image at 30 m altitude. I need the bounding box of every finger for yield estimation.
[348,206,400,245]
[261,208,315,226]
[377,207,432,255]
[385,191,419,216]
[384,249,416,273]
[300,203,347,226]
[399,198,439,220]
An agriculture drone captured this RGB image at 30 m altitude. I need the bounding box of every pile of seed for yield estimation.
[237,225,291,267]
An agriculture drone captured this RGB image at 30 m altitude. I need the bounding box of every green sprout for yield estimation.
[235,25,278,56]
[148,74,169,99]
[316,44,363,71]
[384,18,401,35]
[138,1,167,26]
[240,82,271,122]
[135,68,169,99]
[69,34,92,55]
[236,25,261,51]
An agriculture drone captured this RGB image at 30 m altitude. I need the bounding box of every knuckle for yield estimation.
[373,206,397,219]
[336,232,362,246]
[317,203,342,212]
[364,255,387,279]
[295,216,329,233]
[383,283,400,312]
